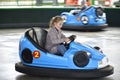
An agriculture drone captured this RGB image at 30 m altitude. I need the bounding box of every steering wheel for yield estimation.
[64,35,76,49]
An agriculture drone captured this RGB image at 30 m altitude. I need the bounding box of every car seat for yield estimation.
[25,27,48,52]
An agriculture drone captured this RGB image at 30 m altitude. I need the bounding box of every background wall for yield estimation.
[0,7,120,28]
[105,8,120,27]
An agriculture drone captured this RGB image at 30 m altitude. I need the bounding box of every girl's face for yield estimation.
[54,21,63,29]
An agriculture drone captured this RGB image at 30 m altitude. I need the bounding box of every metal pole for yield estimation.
[53,0,58,6]
[36,0,43,6]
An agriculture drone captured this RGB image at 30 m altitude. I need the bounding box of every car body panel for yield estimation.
[60,6,108,30]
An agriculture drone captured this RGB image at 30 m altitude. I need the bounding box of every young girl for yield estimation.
[45,16,70,56]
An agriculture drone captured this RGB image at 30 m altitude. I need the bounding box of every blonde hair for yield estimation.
[49,16,64,28]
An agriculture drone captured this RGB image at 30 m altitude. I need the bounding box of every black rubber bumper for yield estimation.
[15,62,113,78]
[62,24,108,30]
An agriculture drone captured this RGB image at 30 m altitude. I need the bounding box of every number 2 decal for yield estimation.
[33,50,40,58]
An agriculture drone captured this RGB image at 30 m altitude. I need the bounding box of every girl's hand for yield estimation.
[64,38,71,43]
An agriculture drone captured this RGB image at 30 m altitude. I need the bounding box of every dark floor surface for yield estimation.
[0,27,120,80]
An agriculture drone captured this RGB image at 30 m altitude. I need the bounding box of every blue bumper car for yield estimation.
[60,6,108,30]
[15,27,113,78]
